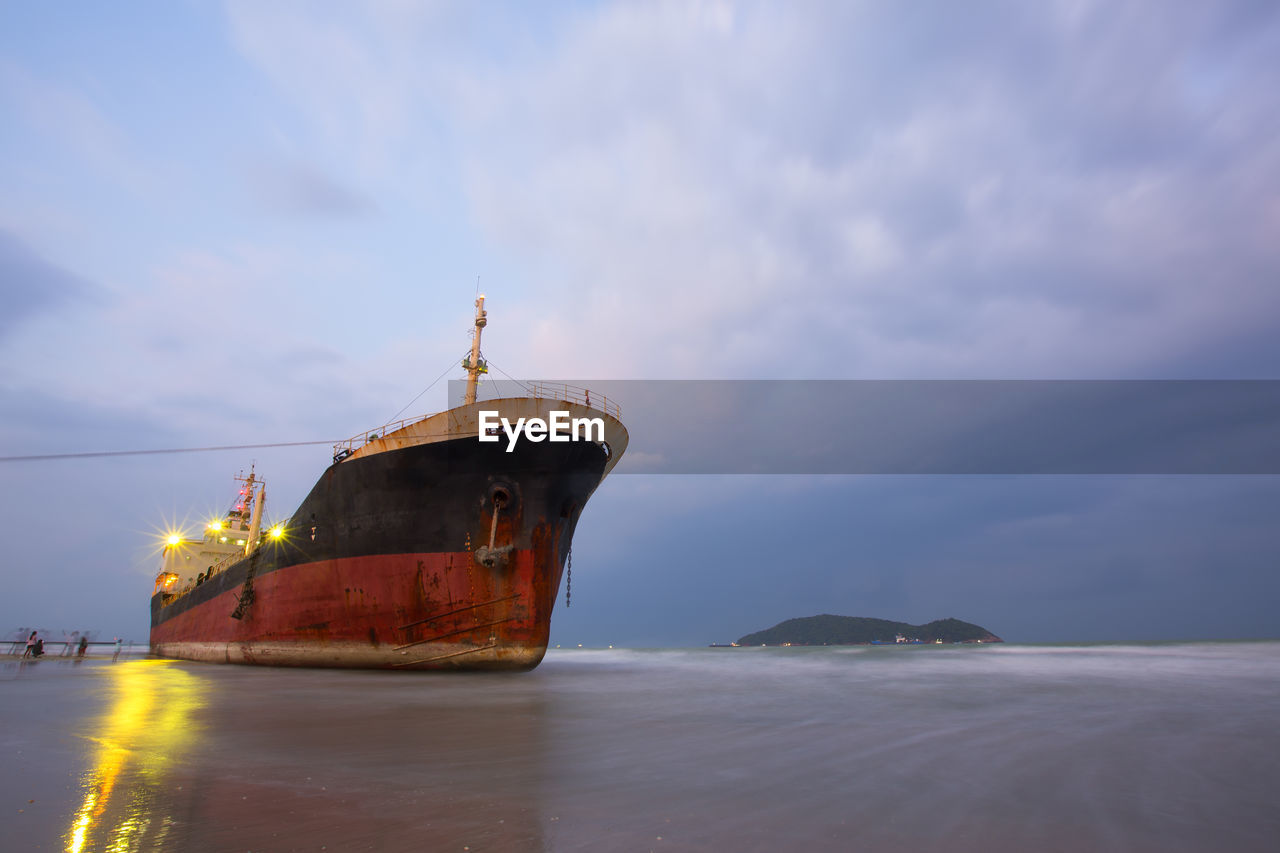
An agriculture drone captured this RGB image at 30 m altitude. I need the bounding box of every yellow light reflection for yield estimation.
[65,660,205,853]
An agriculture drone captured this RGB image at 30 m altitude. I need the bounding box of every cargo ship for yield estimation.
[149,297,627,670]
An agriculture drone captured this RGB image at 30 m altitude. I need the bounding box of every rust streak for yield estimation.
[391,643,497,668]
[393,617,516,651]
[396,594,520,632]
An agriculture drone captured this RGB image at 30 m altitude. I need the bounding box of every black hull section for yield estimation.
[151,436,609,629]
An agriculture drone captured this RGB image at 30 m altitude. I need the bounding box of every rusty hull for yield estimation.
[151,549,562,670]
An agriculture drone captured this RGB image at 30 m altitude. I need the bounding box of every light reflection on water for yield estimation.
[64,660,205,852]
[2,643,1277,851]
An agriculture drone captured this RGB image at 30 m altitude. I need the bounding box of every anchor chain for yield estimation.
[230,549,261,620]
[565,544,572,608]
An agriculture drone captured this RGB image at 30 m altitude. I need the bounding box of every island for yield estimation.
[733,614,1003,646]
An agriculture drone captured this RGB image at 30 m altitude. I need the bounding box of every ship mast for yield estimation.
[463,295,488,405]
[236,466,265,555]
[246,482,265,555]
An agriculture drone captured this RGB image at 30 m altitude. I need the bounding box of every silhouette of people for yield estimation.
[23,631,37,658]
[77,635,89,657]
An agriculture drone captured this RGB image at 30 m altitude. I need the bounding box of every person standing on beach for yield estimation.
[77,635,89,657]
[23,631,37,658]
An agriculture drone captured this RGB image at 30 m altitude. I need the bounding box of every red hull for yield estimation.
[150,546,563,670]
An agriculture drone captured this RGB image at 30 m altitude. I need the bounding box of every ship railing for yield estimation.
[161,550,240,605]
[207,550,244,576]
[523,382,621,420]
[331,383,619,461]
[331,415,425,459]
[331,413,457,461]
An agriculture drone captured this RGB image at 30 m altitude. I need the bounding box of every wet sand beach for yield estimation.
[3,643,1278,852]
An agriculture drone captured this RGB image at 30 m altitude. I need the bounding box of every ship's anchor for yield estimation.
[474,489,513,568]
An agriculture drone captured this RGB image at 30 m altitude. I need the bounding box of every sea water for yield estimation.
[3,642,1277,852]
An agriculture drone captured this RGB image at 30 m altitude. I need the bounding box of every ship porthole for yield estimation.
[601,440,611,460]
[490,486,511,508]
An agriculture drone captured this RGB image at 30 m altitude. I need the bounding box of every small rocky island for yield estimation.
[734,614,1002,646]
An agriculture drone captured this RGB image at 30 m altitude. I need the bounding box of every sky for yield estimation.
[2,0,1278,646]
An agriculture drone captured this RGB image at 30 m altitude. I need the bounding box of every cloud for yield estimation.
[245,159,377,218]
[0,384,185,460]
[0,233,402,450]
[0,59,157,198]
[0,229,97,340]
[167,1,1280,382]
[438,0,1280,378]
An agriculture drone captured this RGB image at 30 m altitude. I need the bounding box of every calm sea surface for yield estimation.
[3,643,1278,852]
